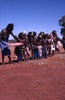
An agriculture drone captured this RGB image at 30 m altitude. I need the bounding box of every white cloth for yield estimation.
[38,46,42,57]
[51,44,55,50]
[57,41,62,47]
[0,41,9,50]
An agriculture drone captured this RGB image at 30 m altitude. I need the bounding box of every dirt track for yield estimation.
[0,47,65,100]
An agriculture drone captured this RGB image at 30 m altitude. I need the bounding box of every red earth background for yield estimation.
[0,47,65,100]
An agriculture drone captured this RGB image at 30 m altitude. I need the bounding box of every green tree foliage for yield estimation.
[59,15,65,36]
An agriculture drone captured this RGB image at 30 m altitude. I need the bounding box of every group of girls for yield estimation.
[0,23,64,64]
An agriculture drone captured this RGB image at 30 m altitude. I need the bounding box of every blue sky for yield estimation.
[0,0,65,39]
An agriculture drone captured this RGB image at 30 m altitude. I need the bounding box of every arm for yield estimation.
[10,32,23,42]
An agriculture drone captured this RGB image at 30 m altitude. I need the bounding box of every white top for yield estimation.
[0,41,9,50]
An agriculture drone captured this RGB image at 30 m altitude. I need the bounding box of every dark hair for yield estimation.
[52,30,57,37]
[18,32,24,39]
[6,23,14,32]
[32,31,37,37]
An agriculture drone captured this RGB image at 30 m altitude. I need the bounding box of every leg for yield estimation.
[2,55,5,64]
[8,55,12,63]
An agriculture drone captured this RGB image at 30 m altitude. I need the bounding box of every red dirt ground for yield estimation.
[0,47,65,100]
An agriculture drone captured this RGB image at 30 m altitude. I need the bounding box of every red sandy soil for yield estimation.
[0,47,65,100]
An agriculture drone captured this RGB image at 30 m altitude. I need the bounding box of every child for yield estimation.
[14,46,22,62]
[14,32,23,62]
[14,32,31,62]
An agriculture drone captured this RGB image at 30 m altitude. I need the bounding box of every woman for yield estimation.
[0,23,23,64]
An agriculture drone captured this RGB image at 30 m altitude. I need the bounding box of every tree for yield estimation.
[59,15,65,36]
